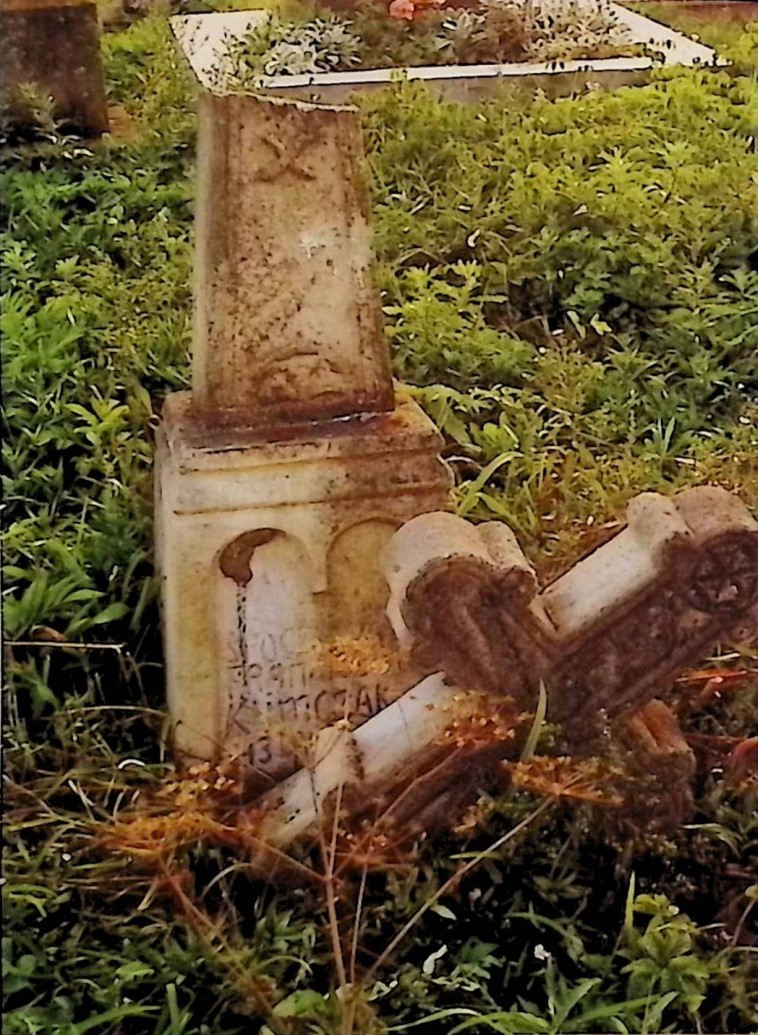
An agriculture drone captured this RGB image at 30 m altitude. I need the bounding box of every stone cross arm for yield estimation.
[382,486,758,742]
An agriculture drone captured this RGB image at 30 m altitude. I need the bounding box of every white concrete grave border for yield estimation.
[170,4,721,104]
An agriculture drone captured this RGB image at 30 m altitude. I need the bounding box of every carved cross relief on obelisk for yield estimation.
[192,91,394,425]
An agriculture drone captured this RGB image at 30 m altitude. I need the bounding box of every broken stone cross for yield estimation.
[155,38,451,777]
[158,17,758,853]
[255,486,758,851]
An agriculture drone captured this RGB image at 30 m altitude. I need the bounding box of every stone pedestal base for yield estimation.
[155,389,451,775]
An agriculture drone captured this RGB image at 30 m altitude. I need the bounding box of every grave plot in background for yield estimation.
[171,3,719,104]
[0,0,109,135]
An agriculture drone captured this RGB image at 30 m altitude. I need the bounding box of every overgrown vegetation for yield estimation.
[365,65,758,550]
[220,0,641,84]
[2,9,758,1034]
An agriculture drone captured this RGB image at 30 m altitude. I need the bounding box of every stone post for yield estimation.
[0,0,109,136]
[192,91,394,425]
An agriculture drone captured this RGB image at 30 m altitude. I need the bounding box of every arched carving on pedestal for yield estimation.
[313,516,430,728]
[323,517,401,641]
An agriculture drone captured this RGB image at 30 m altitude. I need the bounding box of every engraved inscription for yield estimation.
[219,529,412,777]
[226,623,404,774]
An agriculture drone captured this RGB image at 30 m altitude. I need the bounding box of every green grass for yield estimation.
[629,1,758,52]
[364,69,758,552]
[2,12,758,1035]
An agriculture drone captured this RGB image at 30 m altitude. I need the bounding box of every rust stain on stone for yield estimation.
[219,529,280,585]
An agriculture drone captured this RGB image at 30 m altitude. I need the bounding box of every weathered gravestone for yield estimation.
[155,74,452,778]
[160,18,758,850]
[0,0,109,136]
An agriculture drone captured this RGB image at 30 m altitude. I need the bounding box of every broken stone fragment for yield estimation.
[381,487,758,741]
[726,737,758,783]
[0,0,109,136]
[619,698,696,829]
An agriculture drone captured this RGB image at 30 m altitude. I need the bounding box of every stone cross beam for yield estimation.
[383,486,758,744]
